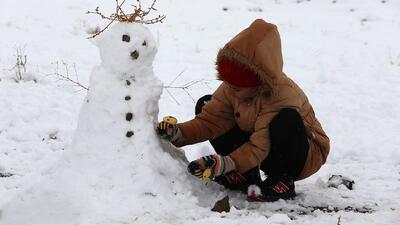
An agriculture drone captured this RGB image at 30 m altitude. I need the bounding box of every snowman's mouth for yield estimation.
[130,50,139,60]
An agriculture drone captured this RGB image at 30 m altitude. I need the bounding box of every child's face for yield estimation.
[227,83,260,99]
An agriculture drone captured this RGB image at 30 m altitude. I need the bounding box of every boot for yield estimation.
[247,174,296,202]
[215,167,261,192]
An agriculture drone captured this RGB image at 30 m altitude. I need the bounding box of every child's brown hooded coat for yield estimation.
[175,19,330,180]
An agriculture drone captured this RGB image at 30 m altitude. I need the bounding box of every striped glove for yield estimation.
[157,116,179,142]
[187,154,226,182]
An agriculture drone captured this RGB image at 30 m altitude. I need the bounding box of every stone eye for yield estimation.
[142,40,147,46]
[122,34,130,42]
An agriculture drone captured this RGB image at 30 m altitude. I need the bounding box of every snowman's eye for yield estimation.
[122,34,130,42]
[142,40,147,46]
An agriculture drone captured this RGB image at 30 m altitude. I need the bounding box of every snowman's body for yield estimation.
[75,22,161,145]
[0,23,196,225]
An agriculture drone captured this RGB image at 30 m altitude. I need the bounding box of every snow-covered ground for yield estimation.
[1,0,399,224]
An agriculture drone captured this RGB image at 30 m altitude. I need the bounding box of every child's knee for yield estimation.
[269,108,303,138]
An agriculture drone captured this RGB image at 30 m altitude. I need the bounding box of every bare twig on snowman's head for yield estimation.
[87,20,116,39]
[87,0,166,39]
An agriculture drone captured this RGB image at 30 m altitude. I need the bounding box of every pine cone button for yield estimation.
[126,131,134,137]
[126,113,133,121]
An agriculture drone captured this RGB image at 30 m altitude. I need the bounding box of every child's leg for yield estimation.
[260,108,309,180]
[248,108,308,201]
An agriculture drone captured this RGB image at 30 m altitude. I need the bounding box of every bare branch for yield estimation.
[87,20,116,39]
[73,63,79,83]
[165,79,205,89]
[87,0,166,39]
[140,15,166,24]
[48,72,88,91]
[10,45,28,82]
[165,88,180,105]
[116,0,128,20]
[142,0,157,18]
[41,61,88,91]
[168,69,186,86]
[162,70,214,105]
[164,79,206,105]
[86,8,114,20]
[182,88,196,103]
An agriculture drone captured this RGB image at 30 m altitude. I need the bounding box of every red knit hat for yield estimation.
[217,59,261,87]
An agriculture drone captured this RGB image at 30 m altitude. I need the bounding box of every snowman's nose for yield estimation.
[130,50,139,60]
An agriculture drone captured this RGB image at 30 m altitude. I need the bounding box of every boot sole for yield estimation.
[248,189,296,202]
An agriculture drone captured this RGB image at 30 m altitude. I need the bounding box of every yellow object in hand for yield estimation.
[202,168,213,183]
[163,116,177,125]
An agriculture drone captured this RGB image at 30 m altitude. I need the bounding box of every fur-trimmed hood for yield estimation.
[216,19,284,89]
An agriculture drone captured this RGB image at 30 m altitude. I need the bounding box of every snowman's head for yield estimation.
[95,22,157,73]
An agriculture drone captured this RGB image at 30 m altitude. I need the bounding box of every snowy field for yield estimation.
[1,0,400,224]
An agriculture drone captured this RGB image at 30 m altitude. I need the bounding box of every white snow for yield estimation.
[1,0,400,224]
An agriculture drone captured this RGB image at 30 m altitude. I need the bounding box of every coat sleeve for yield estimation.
[174,83,236,147]
[228,106,277,173]
[229,86,303,173]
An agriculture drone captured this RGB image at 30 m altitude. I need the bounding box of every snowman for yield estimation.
[0,22,198,225]
[72,22,188,161]
[75,22,160,144]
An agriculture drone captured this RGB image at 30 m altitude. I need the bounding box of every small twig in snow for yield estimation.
[10,45,28,82]
[337,215,341,225]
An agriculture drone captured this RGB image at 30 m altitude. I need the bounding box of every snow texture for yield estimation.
[1,0,400,224]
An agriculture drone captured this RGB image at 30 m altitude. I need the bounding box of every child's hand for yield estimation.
[187,154,225,182]
[157,116,179,141]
